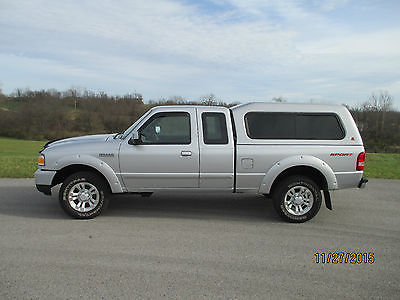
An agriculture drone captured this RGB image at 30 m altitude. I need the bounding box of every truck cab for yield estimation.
[119,106,235,191]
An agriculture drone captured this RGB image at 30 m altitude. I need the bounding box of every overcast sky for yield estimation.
[1,0,399,106]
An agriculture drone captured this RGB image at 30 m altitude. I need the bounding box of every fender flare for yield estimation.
[54,154,124,193]
[258,155,338,194]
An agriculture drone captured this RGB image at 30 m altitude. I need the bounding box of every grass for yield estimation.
[363,153,400,180]
[0,99,22,110]
[0,137,399,179]
[0,138,47,178]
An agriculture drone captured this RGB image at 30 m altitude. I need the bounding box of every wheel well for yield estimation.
[269,166,328,195]
[52,164,111,192]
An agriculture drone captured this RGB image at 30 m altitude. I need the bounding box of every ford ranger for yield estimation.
[35,103,368,222]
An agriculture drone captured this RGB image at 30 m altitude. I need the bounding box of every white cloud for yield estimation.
[299,28,400,55]
[0,0,297,65]
[0,0,399,107]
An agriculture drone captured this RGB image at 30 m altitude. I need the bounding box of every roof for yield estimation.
[230,102,347,114]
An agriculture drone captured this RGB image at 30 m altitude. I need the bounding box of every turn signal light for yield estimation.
[38,155,45,166]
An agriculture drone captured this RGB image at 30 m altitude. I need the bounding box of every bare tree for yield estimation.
[199,93,218,106]
[16,88,23,97]
[167,95,187,104]
[363,90,393,112]
[0,83,5,102]
[363,91,394,134]
[271,96,286,103]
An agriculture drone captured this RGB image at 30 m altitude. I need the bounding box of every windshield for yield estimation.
[121,109,153,139]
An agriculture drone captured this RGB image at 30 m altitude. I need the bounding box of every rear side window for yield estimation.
[202,112,228,144]
[245,112,344,140]
[245,113,295,139]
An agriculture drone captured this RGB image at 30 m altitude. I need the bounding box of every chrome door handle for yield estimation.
[181,151,192,156]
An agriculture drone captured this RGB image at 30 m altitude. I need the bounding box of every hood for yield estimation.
[43,134,115,150]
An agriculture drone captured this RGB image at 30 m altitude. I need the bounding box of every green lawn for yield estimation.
[363,153,400,180]
[0,138,47,178]
[0,137,399,179]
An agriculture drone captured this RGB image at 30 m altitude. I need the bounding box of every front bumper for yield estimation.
[34,169,57,195]
[358,177,368,188]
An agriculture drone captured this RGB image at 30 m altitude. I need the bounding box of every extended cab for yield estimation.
[35,103,367,222]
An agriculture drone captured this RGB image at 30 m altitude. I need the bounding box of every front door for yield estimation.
[119,109,199,191]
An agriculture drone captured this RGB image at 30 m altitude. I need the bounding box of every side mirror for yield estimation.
[129,131,141,145]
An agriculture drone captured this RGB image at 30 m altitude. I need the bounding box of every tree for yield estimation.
[363,90,393,112]
[0,82,4,102]
[167,95,186,104]
[350,90,398,152]
[199,93,218,106]
[271,96,286,103]
[364,91,394,135]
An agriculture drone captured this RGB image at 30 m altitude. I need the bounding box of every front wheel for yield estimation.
[273,176,322,223]
[59,172,109,219]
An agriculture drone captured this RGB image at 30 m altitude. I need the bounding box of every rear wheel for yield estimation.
[273,176,322,223]
[59,172,109,219]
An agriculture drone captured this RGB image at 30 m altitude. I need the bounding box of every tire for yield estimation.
[59,172,109,219]
[273,176,322,223]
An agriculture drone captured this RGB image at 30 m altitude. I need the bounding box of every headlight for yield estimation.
[38,154,45,166]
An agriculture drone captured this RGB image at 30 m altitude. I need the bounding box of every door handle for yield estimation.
[181,151,192,156]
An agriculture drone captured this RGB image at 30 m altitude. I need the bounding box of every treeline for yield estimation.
[0,88,231,141]
[0,89,147,140]
[349,91,400,153]
[0,88,398,152]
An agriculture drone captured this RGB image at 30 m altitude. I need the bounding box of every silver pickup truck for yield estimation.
[35,103,367,222]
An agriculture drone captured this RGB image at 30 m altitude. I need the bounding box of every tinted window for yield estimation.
[245,112,295,139]
[245,112,344,140]
[296,114,344,139]
[202,112,228,144]
[140,112,191,144]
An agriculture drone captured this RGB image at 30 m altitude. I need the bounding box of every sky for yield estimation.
[1,0,400,107]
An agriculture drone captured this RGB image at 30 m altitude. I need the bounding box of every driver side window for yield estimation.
[140,112,191,144]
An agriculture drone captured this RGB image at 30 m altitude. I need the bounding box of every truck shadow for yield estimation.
[0,184,279,222]
[0,185,65,220]
[106,192,279,222]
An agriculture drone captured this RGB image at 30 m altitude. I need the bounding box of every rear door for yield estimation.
[196,107,235,189]
[119,108,199,191]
